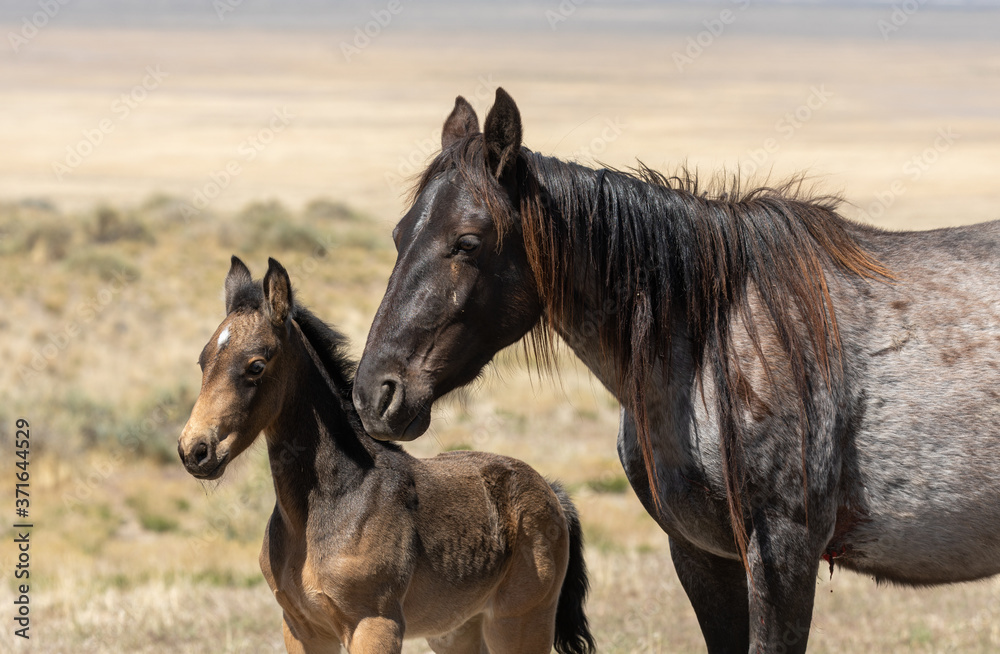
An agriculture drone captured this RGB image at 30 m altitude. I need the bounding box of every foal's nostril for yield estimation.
[376,379,397,419]
[193,441,210,466]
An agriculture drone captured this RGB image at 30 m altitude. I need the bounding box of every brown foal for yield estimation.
[177,257,594,654]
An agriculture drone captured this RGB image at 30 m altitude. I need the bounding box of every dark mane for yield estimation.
[292,304,403,455]
[414,135,892,567]
[292,305,357,399]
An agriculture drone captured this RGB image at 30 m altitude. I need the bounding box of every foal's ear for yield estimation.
[483,87,522,179]
[262,257,293,327]
[442,96,479,150]
[225,256,253,314]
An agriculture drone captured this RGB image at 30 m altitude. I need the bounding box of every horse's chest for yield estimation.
[261,522,351,644]
[617,409,740,558]
[272,553,353,640]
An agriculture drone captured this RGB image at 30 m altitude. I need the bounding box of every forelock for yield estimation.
[408,134,522,238]
[227,278,264,315]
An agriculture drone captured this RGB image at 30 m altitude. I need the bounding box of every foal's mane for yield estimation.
[414,136,891,568]
[292,305,403,455]
[292,305,356,400]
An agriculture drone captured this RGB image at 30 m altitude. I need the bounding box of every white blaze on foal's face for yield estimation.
[217,326,230,349]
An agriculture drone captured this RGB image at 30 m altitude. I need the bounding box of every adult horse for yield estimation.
[353,88,1000,652]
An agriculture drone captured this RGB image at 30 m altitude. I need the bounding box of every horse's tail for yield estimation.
[549,481,596,654]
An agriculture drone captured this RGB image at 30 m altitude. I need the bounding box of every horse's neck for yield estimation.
[265,334,370,534]
[542,175,703,468]
[554,320,624,396]
[554,302,701,472]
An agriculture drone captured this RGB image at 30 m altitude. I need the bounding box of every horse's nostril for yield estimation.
[377,380,397,418]
[193,441,210,466]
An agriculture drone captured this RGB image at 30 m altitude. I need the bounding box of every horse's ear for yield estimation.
[483,87,522,179]
[225,256,253,314]
[262,257,293,327]
[442,96,479,150]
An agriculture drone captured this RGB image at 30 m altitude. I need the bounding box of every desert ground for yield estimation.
[2,2,1000,652]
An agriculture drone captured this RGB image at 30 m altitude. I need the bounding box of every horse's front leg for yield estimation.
[670,536,750,653]
[746,511,825,654]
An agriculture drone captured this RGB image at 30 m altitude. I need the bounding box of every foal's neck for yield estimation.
[265,325,375,533]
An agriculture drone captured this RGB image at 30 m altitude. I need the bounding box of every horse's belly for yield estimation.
[399,563,502,637]
[834,506,1000,584]
[845,385,1000,584]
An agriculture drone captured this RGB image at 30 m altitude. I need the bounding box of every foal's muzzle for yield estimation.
[177,429,229,480]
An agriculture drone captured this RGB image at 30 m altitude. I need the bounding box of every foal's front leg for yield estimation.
[282,616,342,654]
[346,614,405,654]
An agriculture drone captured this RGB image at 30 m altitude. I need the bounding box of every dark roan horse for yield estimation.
[352,88,1000,653]
[178,256,594,654]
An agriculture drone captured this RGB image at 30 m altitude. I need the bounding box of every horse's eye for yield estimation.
[247,359,266,376]
[455,234,481,254]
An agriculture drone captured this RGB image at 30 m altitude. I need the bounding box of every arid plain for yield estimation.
[2,4,1000,652]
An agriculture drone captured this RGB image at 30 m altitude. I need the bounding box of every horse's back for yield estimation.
[412,450,565,560]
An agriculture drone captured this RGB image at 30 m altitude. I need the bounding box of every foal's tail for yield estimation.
[550,481,596,654]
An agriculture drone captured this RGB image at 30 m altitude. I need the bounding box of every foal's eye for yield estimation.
[247,360,266,376]
[455,234,481,254]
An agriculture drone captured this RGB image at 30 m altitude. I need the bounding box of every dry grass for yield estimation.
[3,10,1000,653]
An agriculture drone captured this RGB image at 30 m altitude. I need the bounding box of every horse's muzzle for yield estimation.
[353,375,432,442]
[177,429,229,479]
